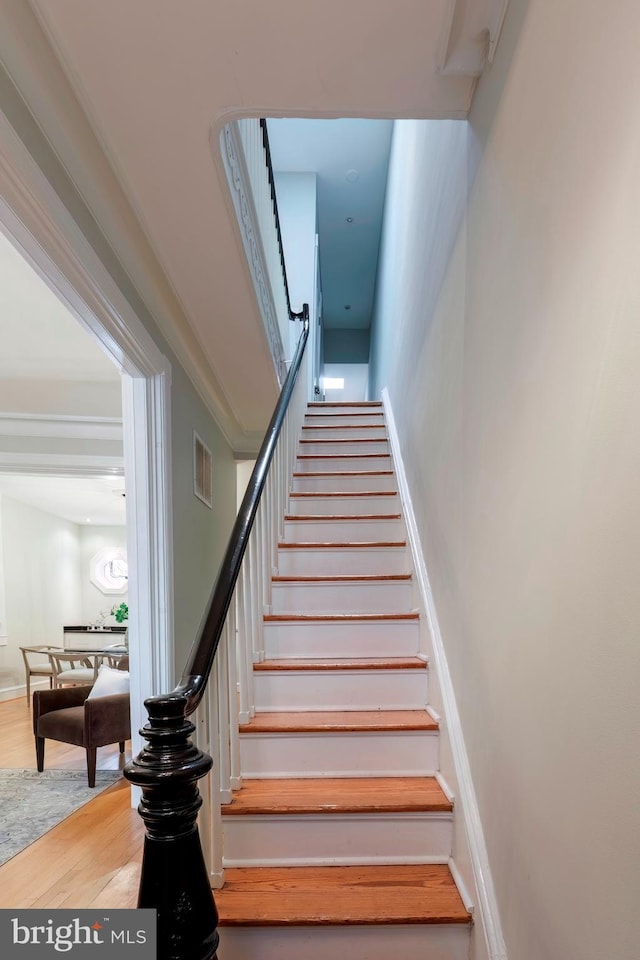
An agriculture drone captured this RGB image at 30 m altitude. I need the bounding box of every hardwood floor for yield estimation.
[0,694,141,908]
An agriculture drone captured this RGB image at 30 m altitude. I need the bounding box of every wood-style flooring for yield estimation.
[0,695,141,909]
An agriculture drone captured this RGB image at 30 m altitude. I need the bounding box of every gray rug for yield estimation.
[0,768,122,866]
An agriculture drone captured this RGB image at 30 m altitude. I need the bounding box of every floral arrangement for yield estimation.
[111,602,129,623]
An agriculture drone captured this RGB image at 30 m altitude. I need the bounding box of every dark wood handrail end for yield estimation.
[125,695,218,959]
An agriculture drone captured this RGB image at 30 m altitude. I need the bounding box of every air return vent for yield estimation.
[193,431,212,508]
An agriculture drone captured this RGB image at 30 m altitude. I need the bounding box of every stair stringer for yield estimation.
[382,388,508,960]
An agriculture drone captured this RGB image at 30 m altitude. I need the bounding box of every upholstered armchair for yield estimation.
[33,683,131,787]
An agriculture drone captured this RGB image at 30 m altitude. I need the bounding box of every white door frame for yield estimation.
[0,109,174,763]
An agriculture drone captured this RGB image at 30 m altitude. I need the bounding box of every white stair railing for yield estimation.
[197,323,310,886]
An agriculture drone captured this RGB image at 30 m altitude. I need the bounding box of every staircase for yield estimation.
[215,401,471,960]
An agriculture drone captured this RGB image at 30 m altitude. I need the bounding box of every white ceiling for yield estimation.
[0,203,124,528]
[0,474,126,526]
[268,119,393,332]
[2,0,499,442]
[0,230,120,382]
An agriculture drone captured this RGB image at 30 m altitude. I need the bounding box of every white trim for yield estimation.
[219,122,286,385]
[448,857,475,914]
[382,388,508,960]
[0,452,124,476]
[0,414,122,442]
[0,101,174,807]
[0,679,49,702]
[435,772,456,803]
[222,855,449,869]
[239,769,440,780]
[426,704,441,723]
[0,494,7,642]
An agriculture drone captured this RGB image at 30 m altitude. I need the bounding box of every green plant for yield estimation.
[111,602,128,623]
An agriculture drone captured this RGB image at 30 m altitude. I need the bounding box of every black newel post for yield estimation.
[124,694,219,960]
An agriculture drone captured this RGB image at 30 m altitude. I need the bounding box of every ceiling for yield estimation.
[1,0,507,446]
[0,474,126,526]
[268,119,393,333]
[0,219,124,527]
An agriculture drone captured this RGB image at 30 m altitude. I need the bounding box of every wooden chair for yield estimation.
[48,651,99,688]
[19,645,62,703]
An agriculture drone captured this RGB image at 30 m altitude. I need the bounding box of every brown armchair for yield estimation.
[33,684,131,787]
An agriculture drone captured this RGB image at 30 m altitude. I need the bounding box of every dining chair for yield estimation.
[19,645,62,703]
[48,650,100,688]
[101,643,128,668]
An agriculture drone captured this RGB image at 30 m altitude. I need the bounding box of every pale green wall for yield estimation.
[369,2,640,959]
[171,361,236,678]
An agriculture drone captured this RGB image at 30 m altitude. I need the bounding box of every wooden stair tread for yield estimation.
[305,412,384,418]
[239,710,438,733]
[297,453,391,460]
[300,438,387,445]
[221,777,451,815]
[254,657,427,671]
[308,402,383,407]
[293,470,393,477]
[272,574,411,582]
[216,864,469,925]
[290,491,397,497]
[285,513,401,521]
[302,424,386,430]
[278,540,407,549]
[264,612,419,622]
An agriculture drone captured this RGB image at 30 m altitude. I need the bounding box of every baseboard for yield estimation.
[382,388,508,960]
[0,679,48,702]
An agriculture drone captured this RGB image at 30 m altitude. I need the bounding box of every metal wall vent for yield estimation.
[193,431,213,508]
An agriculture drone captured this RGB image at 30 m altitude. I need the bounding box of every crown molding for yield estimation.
[0,451,124,476]
[0,413,122,441]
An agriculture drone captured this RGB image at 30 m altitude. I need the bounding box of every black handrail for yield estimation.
[125,309,309,960]
[259,118,306,322]
[176,309,309,714]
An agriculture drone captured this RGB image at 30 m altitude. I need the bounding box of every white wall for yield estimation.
[369,3,640,960]
[0,492,82,698]
[79,524,128,625]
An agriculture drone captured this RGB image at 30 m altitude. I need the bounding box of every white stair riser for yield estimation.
[288,494,399,516]
[299,440,389,456]
[301,427,388,441]
[270,579,413,614]
[292,473,395,493]
[218,924,470,960]
[239,730,439,778]
[264,619,420,659]
[296,455,392,472]
[277,546,410,577]
[304,414,385,427]
[307,404,383,415]
[253,669,428,712]
[222,812,452,866]
[283,517,404,543]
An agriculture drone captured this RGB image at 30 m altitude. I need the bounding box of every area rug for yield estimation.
[0,768,122,866]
